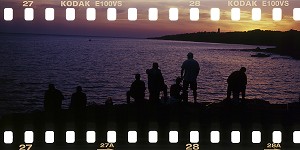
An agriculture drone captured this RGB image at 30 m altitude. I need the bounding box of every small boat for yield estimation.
[251,53,271,58]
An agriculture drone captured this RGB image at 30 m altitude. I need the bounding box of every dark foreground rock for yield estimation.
[0,99,300,150]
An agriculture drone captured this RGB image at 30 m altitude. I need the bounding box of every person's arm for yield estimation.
[130,82,134,92]
[181,61,185,78]
[58,90,64,100]
[84,94,87,107]
[70,94,74,108]
[44,91,47,100]
[160,71,164,82]
[159,71,165,86]
[142,82,146,91]
[59,91,64,106]
[227,73,232,83]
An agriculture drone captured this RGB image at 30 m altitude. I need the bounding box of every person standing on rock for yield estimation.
[44,84,64,112]
[70,86,87,111]
[146,62,168,103]
[181,52,200,103]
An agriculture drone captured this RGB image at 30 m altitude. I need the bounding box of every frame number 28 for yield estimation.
[186,143,200,150]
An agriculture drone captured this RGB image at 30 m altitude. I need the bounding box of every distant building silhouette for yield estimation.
[127,74,146,104]
[44,84,64,112]
[226,67,247,100]
[70,86,87,111]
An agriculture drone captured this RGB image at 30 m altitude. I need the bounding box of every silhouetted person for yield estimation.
[127,74,146,104]
[227,67,247,100]
[44,84,64,112]
[70,86,87,111]
[181,52,200,103]
[105,97,113,106]
[170,77,183,103]
[146,63,168,103]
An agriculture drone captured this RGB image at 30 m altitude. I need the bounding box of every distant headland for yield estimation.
[149,29,300,59]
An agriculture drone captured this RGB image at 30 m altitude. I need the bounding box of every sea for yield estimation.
[0,34,299,117]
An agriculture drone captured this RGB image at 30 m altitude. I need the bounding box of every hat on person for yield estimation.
[187,52,193,58]
[76,86,82,92]
[240,67,246,73]
[135,74,141,79]
[153,62,159,69]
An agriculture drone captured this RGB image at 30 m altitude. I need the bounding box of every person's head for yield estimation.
[135,74,141,80]
[187,52,194,59]
[152,62,159,69]
[240,67,246,73]
[175,77,182,84]
[76,86,82,92]
[106,97,113,105]
[48,84,55,90]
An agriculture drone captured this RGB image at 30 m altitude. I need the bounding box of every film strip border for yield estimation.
[2,7,300,21]
[2,130,300,144]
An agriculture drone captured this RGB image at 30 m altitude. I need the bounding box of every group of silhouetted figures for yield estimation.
[126,52,248,104]
[44,84,87,112]
[44,52,248,111]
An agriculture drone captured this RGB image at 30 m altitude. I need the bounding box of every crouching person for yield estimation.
[169,77,183,104]
[127,74,146,104]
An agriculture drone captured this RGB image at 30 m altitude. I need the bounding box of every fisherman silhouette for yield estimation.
[70,86,87,111]
[181,52,200,103]
[226,67,247,100]
[170,77,183,103]
[44,84,64,112]
[146,62,168,103]
[127,74,146,104]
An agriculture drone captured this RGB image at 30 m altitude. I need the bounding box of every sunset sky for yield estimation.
[0,0,300,37]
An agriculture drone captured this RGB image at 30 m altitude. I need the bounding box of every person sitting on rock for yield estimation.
[226,67,247,100]
[170,77,183,103]
[105,97,113,106]
[127,74,146,104]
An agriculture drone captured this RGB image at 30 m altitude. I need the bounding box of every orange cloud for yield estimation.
[0,0,299,37]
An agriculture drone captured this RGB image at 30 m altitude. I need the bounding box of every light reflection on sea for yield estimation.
[0,34,299,116]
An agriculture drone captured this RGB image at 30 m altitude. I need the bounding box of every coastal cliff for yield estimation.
[150,29,300,59]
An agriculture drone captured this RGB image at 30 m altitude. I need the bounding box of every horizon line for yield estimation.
[1,29,299,39]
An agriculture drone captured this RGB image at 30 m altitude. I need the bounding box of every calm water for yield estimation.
[0,34,299,116]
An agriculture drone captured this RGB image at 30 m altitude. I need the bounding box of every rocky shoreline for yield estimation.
[0,99,300,149]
